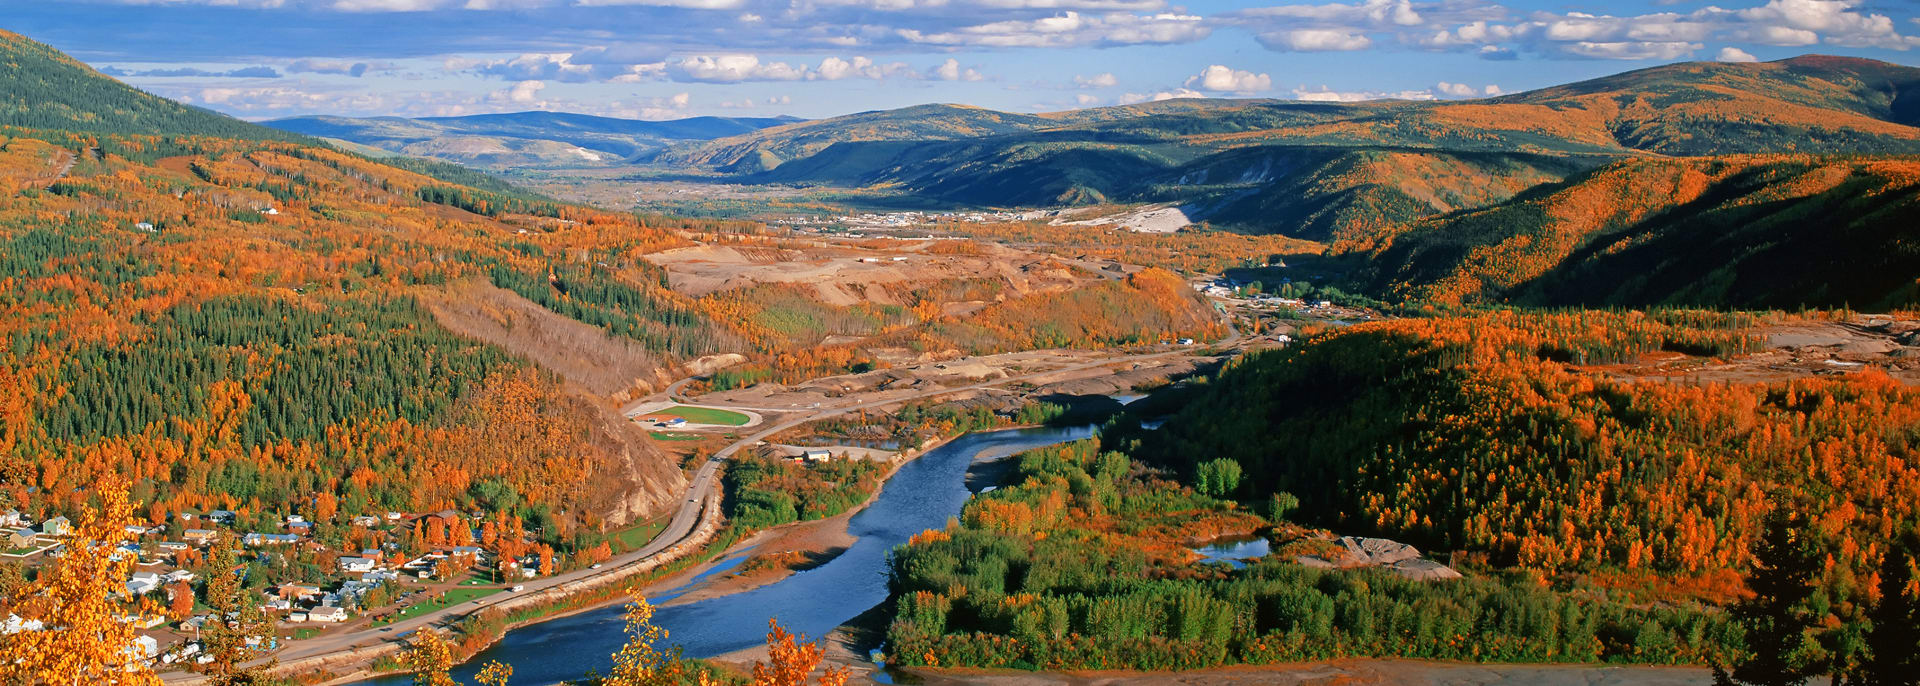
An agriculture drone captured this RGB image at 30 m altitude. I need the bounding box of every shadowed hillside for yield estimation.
[1359,155,1920,309]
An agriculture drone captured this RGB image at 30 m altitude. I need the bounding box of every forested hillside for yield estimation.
[1131,310,1916,583]
[1357,156,1920,309]
[0,30,306,142]
[659,55,1920,241]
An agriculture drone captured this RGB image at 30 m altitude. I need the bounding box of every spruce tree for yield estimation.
[1851,537,1920,686]
[1717,499,1829,686]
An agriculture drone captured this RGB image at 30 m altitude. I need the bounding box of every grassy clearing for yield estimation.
[374,587,505,625]
[648,431,707,441]
[611,518,668,553]
[658,405,750,426]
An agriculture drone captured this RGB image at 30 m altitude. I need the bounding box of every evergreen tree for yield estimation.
[1851,537,1920,686]
[1717,499,1829,686]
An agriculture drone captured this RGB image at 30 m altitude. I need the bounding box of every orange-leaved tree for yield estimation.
[753,618,848,686]
[0,476,161,685]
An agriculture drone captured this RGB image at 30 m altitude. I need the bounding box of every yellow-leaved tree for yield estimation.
[752,619,847,686]
[0,476,162,685]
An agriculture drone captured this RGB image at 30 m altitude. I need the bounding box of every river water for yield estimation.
[356,424,1097,685]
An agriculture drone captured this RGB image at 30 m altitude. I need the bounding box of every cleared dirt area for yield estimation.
[642,238,1097,302]
[693,348,1202,411]
[420,278,675,400]
[1588,315,1920,385]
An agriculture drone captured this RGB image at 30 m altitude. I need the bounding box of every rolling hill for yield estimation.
[1356,155,1920,310]
[0,29,310,142]
[267,110,799,168]
[660,55,1920,241]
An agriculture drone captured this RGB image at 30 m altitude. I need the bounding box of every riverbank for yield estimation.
[660,426,1019,608]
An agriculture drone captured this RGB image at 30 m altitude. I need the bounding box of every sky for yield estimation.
[5,0,1920,122]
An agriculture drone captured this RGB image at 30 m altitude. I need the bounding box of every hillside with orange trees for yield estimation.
[1127,310,1918,588]
[1357,155,1920,309]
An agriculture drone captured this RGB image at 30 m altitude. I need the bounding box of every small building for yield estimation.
[802,449,833,462]
[207,511,237,525]
[243,533,299,547]
[127,572,162,596]
[350,515,380,528]
[261,208,280,216]
[182,529,219,547]
[163,569,196,584]
[0,510,22,527]
[156,541,189,553]
[40,517,71,537]
[337,556,376,574]
[308,606,347,623]
[6,528,35,549]
[287,611,308,623]
[286,521,313,535]
[127,635,159,663]
[664,417,689,428]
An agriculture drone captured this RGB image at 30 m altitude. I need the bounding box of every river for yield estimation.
[356,424,1098,685]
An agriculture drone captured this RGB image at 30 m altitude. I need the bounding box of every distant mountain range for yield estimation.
[647,56,1920,243]
[265,111,801,168]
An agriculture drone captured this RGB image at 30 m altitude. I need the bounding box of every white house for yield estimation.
[127,571,162,595]
[308,606,347,623]
[350,515,380,528]
[337,556,376,573]
[127,635,159,663]
[802,449,833,462]
[0,510,22,527]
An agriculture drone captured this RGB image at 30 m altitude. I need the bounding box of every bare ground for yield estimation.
[1587,315,1920,386]
[419,278,675,401]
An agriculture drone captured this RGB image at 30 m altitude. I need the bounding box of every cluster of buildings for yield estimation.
[2,509,71,554]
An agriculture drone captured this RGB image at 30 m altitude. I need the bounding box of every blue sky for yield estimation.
[6,0,1920,121]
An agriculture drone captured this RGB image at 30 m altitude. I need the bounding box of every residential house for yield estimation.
[287,611,308,623]
[182,529,219,547]
[0,509,22,527]
[350,515,380,528]
[308,606,347,623]
[243,533,299,546]
[207,511,237,525]
[40,517,70,537]
[156,541,189,553]
[337,556,376,574]
[286,521,313,535]
[127,571,161,595]
[163,569,197,584]
[7,528,35,549]
[276,583,322,602]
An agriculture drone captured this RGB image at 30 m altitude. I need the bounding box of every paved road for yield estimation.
[179,318,1239,683]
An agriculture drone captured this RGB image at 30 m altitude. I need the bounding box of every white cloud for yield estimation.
[898,11,1208,48]
[932,58,985,81]
[1074,72,1118,88]
[1258,28,1373,51]
[502,79,546,103]
[1717,46,1760,61]
[1291,85,1435,102]
[667,55,808,82]
[1117,87,1203,104]
[1074,93,1103,106]
[1433,81,1501,98]
[814,56,917,80]
[1185,65,1270,93]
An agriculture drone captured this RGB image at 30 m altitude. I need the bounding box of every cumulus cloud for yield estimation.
[667,54,807,82]
[1258,28,1373,52]
[1290,85,1436,102]
[1117,87,1203,104]
[1433,81,1501,98]
[932,58,985,81]
[1184,65,1270,93]
[1717,46,1760,61]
